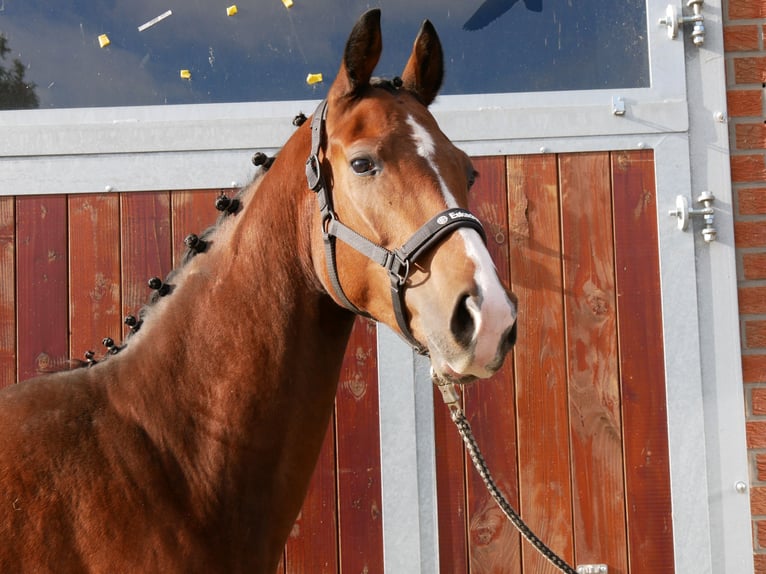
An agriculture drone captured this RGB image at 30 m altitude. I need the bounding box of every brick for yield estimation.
[741,286,766,314]
[732,154,766,182]
[729,0,766,19]
[754,487,766,514]
[755,387,766,414]
[745,354,766,383]
[759,518,766,547]
[745,253,766,280]
[749,321,766,349]
[725,25,761,51]
[756,553,766,574]
[741,188,766,215]
[749,421,766,448]
[757,453,766,481]
[737,124,766,150]
[736,220,766,248]
[728,90,764,117]
[734,57,766,84]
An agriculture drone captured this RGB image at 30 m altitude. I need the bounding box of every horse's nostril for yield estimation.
[450,293,476,348]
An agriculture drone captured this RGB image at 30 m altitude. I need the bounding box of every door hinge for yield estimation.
[668,192,717,242]
[659,0,705,46]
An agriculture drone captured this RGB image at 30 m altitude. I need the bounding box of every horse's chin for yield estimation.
[432,370,478,387]
[427,345,497,385]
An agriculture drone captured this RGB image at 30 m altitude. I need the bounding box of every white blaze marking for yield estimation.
[406,115,516,372]
[463,234,517,369]
[406,115,458,208]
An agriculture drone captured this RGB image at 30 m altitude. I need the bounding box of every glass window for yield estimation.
[0,0,648,110]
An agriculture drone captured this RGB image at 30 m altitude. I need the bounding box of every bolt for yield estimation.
[736,481,747,494]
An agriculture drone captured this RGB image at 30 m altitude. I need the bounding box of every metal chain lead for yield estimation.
[435,378,577,574]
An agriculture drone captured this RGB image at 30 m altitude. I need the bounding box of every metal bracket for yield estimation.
[577,565,608,574]
[668,191,716,242]
[659,0,705,46]
[611,96,626,116]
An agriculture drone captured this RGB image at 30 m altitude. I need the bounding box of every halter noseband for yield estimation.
[305,99,487,355]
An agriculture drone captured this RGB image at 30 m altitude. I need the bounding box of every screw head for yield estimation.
[736,481,748,494]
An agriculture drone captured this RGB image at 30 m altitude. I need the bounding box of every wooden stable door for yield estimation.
[433,151,673,574]
[0,150,672,573]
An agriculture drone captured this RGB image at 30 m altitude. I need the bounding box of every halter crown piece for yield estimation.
[305,99,487,354]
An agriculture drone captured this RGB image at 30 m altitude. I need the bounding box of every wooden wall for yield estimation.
[0,151,673,573]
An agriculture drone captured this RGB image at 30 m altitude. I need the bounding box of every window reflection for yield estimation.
[0,33,39,108]
[0,0,648,110]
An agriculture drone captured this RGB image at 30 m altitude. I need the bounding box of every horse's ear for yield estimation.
[401,20,444,106]
[330,9,382,99]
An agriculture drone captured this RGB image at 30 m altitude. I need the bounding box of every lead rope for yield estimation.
[433,375,578,574]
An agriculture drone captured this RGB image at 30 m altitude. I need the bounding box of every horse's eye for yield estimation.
[350,157,376,175]
[468,169,479,190]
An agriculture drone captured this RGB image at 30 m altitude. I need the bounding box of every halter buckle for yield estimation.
[385,251,410,287]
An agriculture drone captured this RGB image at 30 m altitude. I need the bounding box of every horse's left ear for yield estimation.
[401,20,444,106]
[330,9,382,99]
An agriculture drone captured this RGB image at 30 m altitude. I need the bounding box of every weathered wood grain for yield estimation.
[611,150,674,573]
[16,196,69,381]
[335,318,384,572]
[284,424,339,573]
[68,194,121,364]
[120,192,172,326]
[507,154,575,572]
[559,153,628,571]
[0,197,15,387]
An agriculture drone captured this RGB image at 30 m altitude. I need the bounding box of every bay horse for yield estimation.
[0,10,517,573]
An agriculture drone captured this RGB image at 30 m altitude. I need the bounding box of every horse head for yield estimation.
[307,9,517,382]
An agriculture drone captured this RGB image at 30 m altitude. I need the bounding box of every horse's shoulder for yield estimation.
[0,370,111,455]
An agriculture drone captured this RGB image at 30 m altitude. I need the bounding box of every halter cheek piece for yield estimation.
[305,99,487,355]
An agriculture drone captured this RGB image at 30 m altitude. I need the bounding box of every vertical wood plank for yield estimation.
[462,156,522,574]
[284,423,338,574]
[68,194,121,362]
[120,192,172,326]
[611,150,674,574]
[16,196,69,381]
[434,375,468,573]
[559,153,628,570]
[170,189,222,266]
[335,318,384,572]
[507,154,575,572]
[0,197,15,388]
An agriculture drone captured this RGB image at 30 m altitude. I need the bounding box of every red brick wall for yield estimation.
[725,0,766,570]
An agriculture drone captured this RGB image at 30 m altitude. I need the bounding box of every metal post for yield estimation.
[377,324,439,574]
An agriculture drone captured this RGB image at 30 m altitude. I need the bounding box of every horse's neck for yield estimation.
[105,133,354,531]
